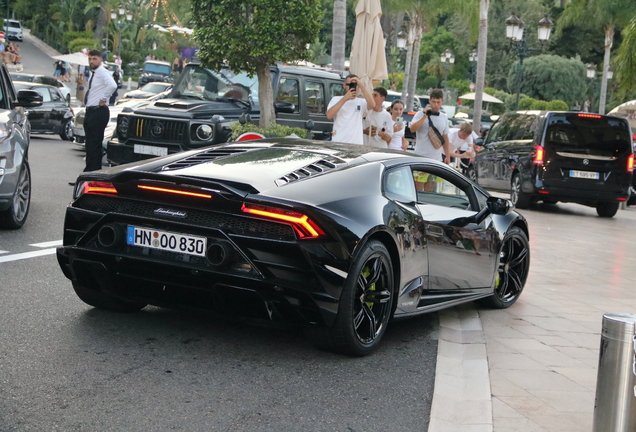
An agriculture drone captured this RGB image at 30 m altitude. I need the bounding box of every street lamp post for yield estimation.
[440,49,454,94]
[110,5,132,60]
[506,13,552,110]
[469,48,477,85]
[586,63,597,112]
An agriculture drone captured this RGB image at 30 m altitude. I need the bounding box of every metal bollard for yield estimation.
[127,77,132,90]
[593,313,636,432]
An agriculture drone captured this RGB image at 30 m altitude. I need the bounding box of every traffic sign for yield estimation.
[469,83,475,91]
[236,132,266,141]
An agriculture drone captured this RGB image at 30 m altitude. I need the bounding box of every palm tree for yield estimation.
[615,17,636,96]
[559,0,636,113]
[332,0,347,72]
[472,0,489,134]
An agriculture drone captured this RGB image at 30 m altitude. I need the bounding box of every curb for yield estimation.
[428,304,493,432]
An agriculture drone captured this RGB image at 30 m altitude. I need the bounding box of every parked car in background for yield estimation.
[469,111,633,217]
[3,19,23,41]
[0,64,43,229]
[107,62,344,165]
[122,82,172,100]
[73,90,171,148]
[138,60,172,87]
[58,139,529,356]
[10,73,71,103]
[13,82,74,141]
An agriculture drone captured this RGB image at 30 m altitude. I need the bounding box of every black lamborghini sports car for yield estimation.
[57,139,530,356]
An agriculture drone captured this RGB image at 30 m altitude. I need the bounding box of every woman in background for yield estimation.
[387,100,409,151]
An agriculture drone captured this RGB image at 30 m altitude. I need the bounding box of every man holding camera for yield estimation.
[409,88,451,164]
[326,74,375,145]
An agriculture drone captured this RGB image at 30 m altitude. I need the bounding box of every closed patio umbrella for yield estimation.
[348,0,388,91]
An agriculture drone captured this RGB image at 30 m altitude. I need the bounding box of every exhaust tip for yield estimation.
[206,241,234,267]
[97,224,124,248]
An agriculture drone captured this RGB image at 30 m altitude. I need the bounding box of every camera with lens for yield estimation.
[426,109,440,116]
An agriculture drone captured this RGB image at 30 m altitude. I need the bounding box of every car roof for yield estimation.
[13,81,57,89]
[275,65,343,80]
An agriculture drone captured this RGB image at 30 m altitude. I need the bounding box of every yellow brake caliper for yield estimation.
[363,267,375,309]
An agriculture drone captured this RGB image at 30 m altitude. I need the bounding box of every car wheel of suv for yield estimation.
[596,201,619,218]
[0,161,31,229]
[60,119,74,141]
[510,174,530,209]
[478,226,529,309]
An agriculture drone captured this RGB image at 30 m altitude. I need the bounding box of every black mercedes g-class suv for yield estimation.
[107,62,344,165]
[468,111,633,217]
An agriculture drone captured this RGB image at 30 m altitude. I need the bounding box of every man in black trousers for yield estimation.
[82,49,116,172]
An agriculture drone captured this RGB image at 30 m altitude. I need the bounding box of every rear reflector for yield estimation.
[628,154,634,173]
[137,185,212,199]
[533,145,544,165]
[538,190,549,194]
[241,203,324,239]
[578,113,602,119]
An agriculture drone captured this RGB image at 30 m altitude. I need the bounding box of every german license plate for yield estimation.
[570,170,599,180]
[126,226,207,257]
[134,144,168,156]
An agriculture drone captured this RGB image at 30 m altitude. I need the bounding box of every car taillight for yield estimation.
[241,203,324,239]
[78,181,118,197]
[533,145,544,166]
[137,185,212,199]
[628,154,634,173]
[578,113,602,119]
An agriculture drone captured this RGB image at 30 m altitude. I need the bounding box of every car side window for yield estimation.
[275,77,299,113]
[412,168,472,211]
[485,114,517,143]
[508,114,536,140]
[34,87,51,102]
[305,81,325,114]
[50,88,63,102]
[330,82,345,98]
[384,166,416,203]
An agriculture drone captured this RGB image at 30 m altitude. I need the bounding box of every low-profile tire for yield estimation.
[596,201,619,218]
[312,240,394,356]
[478,226,530,309]
[510,173,530,209]
[466,165,477,183]
[60,119,74,141]
[0,161,31,229]
[72,281,146,313]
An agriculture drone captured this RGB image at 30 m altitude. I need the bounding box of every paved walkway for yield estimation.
[429,203,636,432]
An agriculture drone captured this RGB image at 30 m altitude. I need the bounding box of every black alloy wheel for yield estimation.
[0,161,31,229]
[510,174,530,209]
[316,240,394,356]
[480,226,529,309]
[466,165,477,183]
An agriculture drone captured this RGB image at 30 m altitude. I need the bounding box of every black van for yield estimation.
[468,111,633,217]
[107,62,343,165]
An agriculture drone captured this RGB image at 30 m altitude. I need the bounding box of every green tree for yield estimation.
[192,0,321,128]
[615,17,636,96]
[507,54,586,105]
[558,0,636,113]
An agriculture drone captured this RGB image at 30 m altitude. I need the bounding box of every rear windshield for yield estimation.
[545,113,632,155]
[144,63,171,75]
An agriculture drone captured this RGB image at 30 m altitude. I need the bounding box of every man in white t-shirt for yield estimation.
[409,89,451,163]
[362,87,394,148]
[326,74,375,145]
[448,123,476,159]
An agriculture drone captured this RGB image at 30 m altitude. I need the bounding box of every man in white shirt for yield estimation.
[448,123,476,159]
[409,89,451,163]
[83,49,117,172]
[326,74,375,145]
[362,87,393,148]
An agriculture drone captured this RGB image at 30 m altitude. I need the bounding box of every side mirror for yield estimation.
[474,137,484,146]
[15,89,43,107]
[486,196,513,215]
[274,101,296,114]
[448,196,512,227]
[484,143,495,150]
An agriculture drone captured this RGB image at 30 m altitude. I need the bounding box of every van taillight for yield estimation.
[628,154,634,173]
[533,145,544,166]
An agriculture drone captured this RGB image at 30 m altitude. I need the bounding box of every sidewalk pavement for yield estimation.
[428,204,636,432]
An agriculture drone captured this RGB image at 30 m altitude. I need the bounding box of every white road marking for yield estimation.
[0,248,57,263]
[0,250,8,254]
[29,240,63,248]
